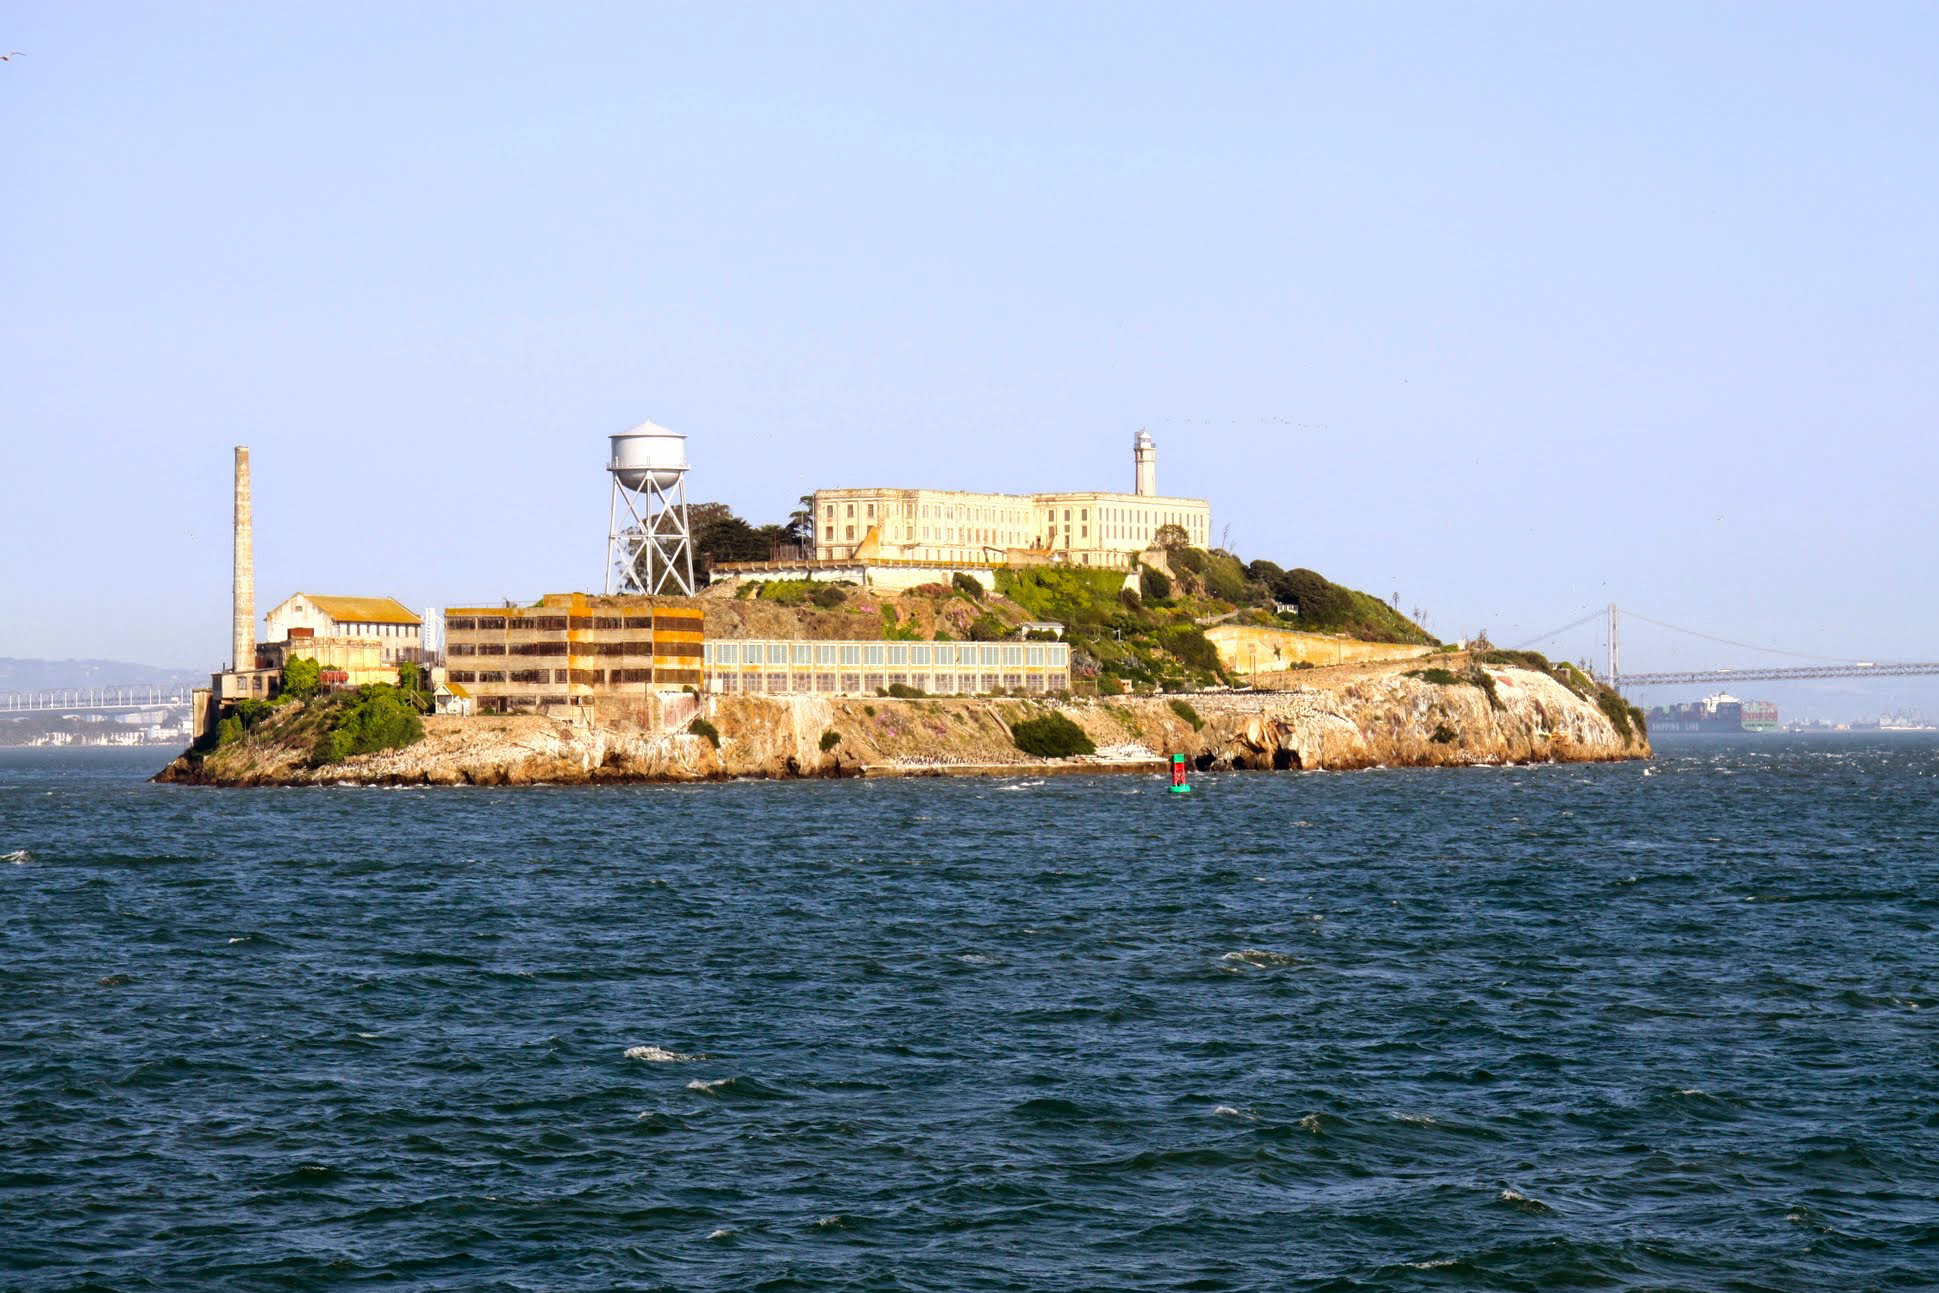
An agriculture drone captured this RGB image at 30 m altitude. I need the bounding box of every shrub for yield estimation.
[810,584,848,609]
[1198,551,1252,602]
[1010,712,1097,758]
[968,612,1009,641]
[1596,689,1635,742]
[819,729,842,752]
[688,716,721,748]
[216,714,243,747]
[910,582,951,598]
[309,685,424,765]
[1157,625,1221,673]
[281,656,321,699]
[233,698,276,730]
[863,704,876,717]
[1140,565,1172,600]
[887,683,926,698]
[951,572,984,599]
[1408,667,1464,686]
[1169,698,1204,730]
[1476,649,1552,673]
[1466,666,1503,710]
[1431,722,1457,744]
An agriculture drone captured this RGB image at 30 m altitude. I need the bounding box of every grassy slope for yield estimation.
[723,551,1435,694]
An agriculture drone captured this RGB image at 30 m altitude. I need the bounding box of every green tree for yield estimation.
[786,495,816,545]
[282,656,321,699]
[1273,568,1353,623]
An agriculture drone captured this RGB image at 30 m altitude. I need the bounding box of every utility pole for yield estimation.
[1607,602,1620,688]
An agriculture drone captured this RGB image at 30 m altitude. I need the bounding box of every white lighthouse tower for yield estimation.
[1133,429,1158,497]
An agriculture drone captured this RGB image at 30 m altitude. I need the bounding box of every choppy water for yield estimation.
[4,737,1936,1291]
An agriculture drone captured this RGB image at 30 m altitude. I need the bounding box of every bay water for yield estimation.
[4,737,1935,1290]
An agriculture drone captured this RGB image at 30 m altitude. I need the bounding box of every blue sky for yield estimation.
[2,3,1934,713]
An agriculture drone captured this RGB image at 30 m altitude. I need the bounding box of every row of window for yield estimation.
[714,672,1053,696]
[334,622,416,636]
[703,642,1068,667]
[446,614,696,632]
[449,668,667,686]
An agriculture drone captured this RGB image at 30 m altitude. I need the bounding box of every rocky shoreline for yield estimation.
[156,657,1648,787]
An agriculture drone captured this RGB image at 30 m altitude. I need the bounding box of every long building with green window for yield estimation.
[705,638,1069,697]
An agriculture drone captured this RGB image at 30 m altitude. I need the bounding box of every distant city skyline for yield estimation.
[3,4,1935,718]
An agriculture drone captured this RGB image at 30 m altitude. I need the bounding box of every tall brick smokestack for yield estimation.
[233,446,253,671]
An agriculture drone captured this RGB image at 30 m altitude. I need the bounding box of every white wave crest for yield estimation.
[706,1227,734,1240]
[5,849,31,863]
[686,1077,732,1094]
[626,1045,705,1062]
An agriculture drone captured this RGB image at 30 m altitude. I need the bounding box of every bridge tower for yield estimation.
[1606,602,1620,689]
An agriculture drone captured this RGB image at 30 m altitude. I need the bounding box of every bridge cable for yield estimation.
[1512,609,1605,651]
[1617,609,1857,664]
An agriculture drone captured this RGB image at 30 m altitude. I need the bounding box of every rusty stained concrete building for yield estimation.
[442,593,704,717]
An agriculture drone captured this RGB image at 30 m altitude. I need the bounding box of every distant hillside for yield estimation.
[0,658,203,692]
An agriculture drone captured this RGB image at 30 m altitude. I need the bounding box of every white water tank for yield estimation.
[609,422,688,490]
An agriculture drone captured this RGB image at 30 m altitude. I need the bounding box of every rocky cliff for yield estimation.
[156,656,1647,787]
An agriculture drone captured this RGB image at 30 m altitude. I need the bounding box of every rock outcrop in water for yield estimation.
[156,656,1647,786]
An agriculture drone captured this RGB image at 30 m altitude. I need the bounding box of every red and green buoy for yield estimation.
[1168,752,1193,794]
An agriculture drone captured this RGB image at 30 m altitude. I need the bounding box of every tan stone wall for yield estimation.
[1204,623,1434,675]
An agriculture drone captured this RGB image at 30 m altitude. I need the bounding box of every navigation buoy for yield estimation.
[1168,753,1193,794]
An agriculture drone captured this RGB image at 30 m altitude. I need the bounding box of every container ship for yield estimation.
[1647,692,1778,733]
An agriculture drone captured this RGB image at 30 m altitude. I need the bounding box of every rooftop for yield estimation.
[298,595,422,626]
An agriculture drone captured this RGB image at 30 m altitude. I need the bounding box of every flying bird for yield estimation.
[0,52,23,61]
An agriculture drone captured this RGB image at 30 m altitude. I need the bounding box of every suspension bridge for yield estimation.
[1515,605,1939,692]
[1,685,198,714]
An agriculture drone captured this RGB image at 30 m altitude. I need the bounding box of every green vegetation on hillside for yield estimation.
[1246,561,1432,644]
[1009,711,1096,758]
[312,685,426,764]
[996,566,1226,692]
[989,548,1432,694]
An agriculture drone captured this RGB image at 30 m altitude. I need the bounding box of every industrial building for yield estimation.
[265,594,423,662]
[442,593,705,716]
[705,638,1071,697]
[808,431,1209,571]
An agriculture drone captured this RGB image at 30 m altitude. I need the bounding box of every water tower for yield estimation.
[604,421,695,596]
